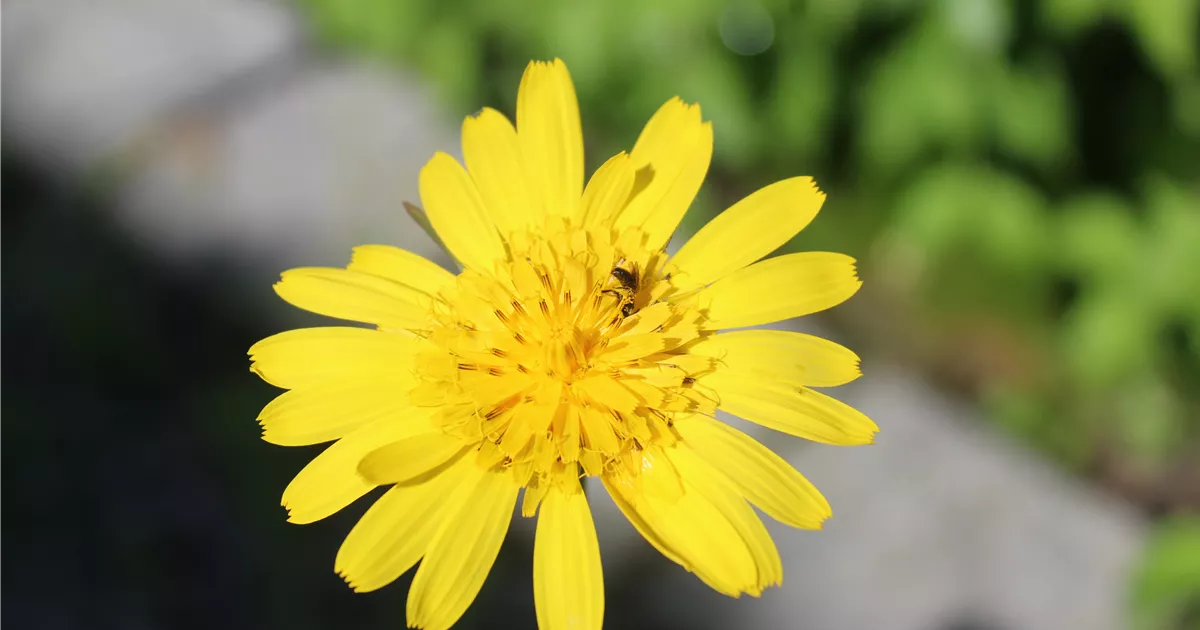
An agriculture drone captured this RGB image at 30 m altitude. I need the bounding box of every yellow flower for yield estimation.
[249,58,876,630]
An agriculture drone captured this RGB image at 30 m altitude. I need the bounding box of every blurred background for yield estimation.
[4,0,1199,629]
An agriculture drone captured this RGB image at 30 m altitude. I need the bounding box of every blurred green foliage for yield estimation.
[1130,515,1200,630]
[301,0,1199,617]
[300,0,1199,487]
[300,0,1200,582]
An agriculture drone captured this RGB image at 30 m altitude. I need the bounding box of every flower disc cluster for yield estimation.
[250,59,877,630]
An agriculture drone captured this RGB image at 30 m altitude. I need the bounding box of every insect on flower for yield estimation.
[602,258,641,320]
[249,58,877,630]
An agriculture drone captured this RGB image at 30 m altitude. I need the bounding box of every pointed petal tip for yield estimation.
[282,504,302,524]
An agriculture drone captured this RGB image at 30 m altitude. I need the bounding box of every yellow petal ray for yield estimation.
[469,371,535,408]
[282,411,435,524]
[580,152,636,228]
[702,372,878,445]
[687,329,862,388]
[675,414,831,529]
[534,477,604,630]
[638,446,684,502]
[668,447,783,591]
[335,460,467,593]
[602,479,687,567]
[499,401,557,456]
[621,378,668,408]
[560,408,582,463]
[621,302,675,336]
[599,333,665,364]
[258,379,415,446]
[573,375,641,414]
[419,152,507,272]
[603,474,759,597]
[523,476,552,517]
[668,177,826,290]
[697,252,861,330]
[407,469,519,630]
[462,107,534,236]
[273,267,431,330]
[249,326,421,390]
[347,245,456,297]
[358,431,468,485]
[579,406,621,454]
[615,98,713,251]
[517,59,584,221]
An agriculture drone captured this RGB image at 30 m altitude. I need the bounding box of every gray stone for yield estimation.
[3,0,299,170]
[589,350,1145,630]
[115,63,460,281]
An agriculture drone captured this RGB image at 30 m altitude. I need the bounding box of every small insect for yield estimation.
[601,258,641,319]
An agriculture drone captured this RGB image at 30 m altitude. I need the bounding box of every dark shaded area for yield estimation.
[0,160,707,630]
[0,163,472,629]
[1065,21,1171,196]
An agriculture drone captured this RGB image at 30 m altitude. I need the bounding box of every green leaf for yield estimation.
[858,24,993,174]
[1123,0,1198,79]
[1062,288,1156,389]
[1144,177,1200,315]
[1115,376,1184,464]
[1130,515,1200,630]
[769,26,835,162]
[1040,0,1111,36]
[892,164,1047,271]
[991,62,1072,168]
[1054,194,1140,282]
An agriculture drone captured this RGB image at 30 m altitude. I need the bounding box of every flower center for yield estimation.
[410,224,716,493]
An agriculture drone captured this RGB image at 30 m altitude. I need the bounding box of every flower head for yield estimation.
[250,59,876,630]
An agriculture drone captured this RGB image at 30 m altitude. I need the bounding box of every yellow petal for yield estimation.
[517,59,584,220]
[534,478,604,630]
[273,267,431,330]
[580,152,636,228]
[419,152,507,272]
[603,474,759,597]
[668,447,783,592]
[281,412,434,524]
[697,252,861,329]
[347,245,456,297]
[257,379,415,446]
[499,401,557,456]
[358,431,468,485]
[639,446,684,502]
[578,406,621,454]
[574,375,641,414]
[407,469,519,630]
[335,460,467,593]
[668,177,826,290]
[599,332,666,364]
[687,329,861,388]
[621,378,669,408]
[462,107,534,236]
[701,372,877,445]
[601,479,686,566]
[621,302,675,336]
[249,326,421,390]
[675,414,830,529]
[615,98,713,251]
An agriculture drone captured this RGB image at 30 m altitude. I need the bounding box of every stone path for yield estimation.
[3,2,1146,629]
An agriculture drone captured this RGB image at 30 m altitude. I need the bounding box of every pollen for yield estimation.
[414,223,715,498]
